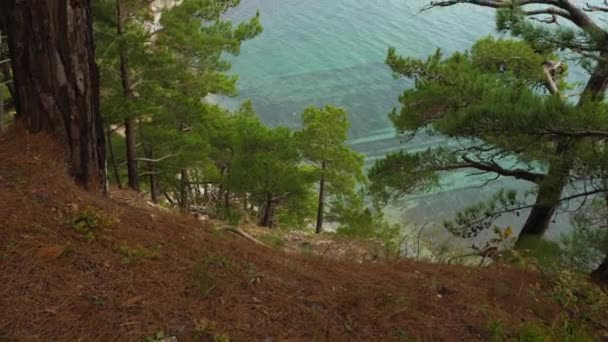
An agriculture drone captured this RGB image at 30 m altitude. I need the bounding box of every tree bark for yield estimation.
[516,155,569,247]
[221,167,230,218]
[315,160,326,234]
[580,52,608,103]
[180,169,190,213]
[516,53,608,246]
[0,29,15,101]
[224,188,231,218]
[116,0,139,191]
[259,193,275,228]
[0,0,106,191]
[587,54,608,284]
[105,123,122,189]
[124,117,139,190]
[144,143,160,203]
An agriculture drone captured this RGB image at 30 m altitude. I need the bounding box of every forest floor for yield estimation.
[0,127,600,341]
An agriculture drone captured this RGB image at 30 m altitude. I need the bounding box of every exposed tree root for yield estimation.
[216,226,270,248]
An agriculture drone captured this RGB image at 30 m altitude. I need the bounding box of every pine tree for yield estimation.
[298,105,365,233]
[225,105,314,228]
[93,0,262,206]
[381,1,608,240]
[0,0,106,192]
[369,36,608,246]
[411,0,608,279]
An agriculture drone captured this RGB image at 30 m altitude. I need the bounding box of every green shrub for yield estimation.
[487,319,508,342]
[259,233,286,249]
[70,206,114,241]
[514,236,562,268]
[516,321,595,342]
[516,322,549,342]
[560,228,608,273]
[189,254,235,298]
[225,209,242,226]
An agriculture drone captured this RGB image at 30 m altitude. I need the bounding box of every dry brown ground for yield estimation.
[0,127,562,341]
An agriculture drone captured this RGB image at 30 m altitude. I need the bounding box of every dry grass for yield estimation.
[0,127,561,341]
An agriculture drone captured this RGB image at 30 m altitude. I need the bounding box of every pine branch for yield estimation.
[461,155,545,183]
[523,7,573,22]
[420,0,607,40]
[584,1,608,12]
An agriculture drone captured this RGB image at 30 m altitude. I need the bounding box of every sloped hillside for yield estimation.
[0,127,562,341]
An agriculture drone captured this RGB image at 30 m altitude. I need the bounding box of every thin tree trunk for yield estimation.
[259,193,275,228]
[144,144,159,203]
[124,117,139,190]
[116,0,139,191]
[180,169,190,213]
[315,160,326,234]
[224,188,230,218]
[105,123,122,189]
[164,192,175,206]
[0,63,12,100]
[218,166,226,209]
[0,30,14,102]
[0,0,106,191]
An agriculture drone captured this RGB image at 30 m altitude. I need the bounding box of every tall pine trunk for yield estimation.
[259,193,275,228]
[224,188,231,218]
[315,160,326,234]
[591,178,608,285]
[180,169,190,213]
[0,0,106,191]
[144,144,160,203]
[516,151,569,247]
[516,53,608,246]
[587,53,608,282]
[105,123,122,189]
[116,0,139,191]
[124,117,139,190]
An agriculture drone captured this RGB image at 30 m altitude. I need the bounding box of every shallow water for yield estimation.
[223,0,571,240]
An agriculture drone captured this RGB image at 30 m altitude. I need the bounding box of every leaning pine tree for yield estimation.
[412,0,608,283]
[0,0,106,192]
[298,106,364,234]
[371,0,608,240]
[369,39,608,282]
[369,35,608,243]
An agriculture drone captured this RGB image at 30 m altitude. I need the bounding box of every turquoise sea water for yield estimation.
[223,1,569,239]
[225,0,494,136]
